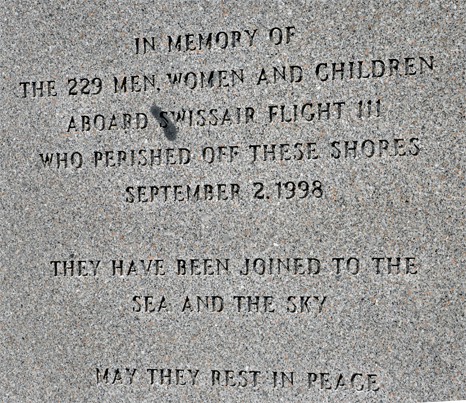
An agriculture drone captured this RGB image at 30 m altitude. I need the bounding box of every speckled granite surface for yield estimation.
[0,1,464,402]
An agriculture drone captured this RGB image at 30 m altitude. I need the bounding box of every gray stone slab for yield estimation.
[0,1,465,402]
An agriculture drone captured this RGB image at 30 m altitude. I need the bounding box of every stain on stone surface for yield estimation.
[150,105,177,141]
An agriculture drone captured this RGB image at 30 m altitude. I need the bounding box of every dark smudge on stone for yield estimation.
[150,105,177,141]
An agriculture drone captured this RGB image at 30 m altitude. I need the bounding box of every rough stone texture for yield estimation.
[0,1,464,402]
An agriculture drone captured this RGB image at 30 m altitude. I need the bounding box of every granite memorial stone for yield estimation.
[0,1,465,402]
